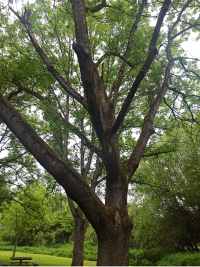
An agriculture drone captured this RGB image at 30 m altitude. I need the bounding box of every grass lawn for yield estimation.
[0,251,96,266]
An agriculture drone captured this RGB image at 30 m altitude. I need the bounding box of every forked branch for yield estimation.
[112,0,171,134]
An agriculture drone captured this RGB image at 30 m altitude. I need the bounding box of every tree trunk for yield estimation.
[72,215,89,266]
[97,212,133,266]
[12,229,21,257]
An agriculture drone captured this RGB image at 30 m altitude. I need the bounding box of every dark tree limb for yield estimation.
[0,151,28,168]
[82,150,93,179]
[113,0,147,109]
[131,180,160,188]
[96,52,142,69]
[95,175,107,187]
[7,80,103,158]
[126,60,175,182]
[124,0,198,183]
[179,58,200,79]
[172,18,200,39]
[91,156,105,190]
[112,0,171,134]
[169,87,200,99]
[0,92,106,229]
[163,97,177,120]
[142,148,176,157]
[85,0,110,14]
[9,6,88,111]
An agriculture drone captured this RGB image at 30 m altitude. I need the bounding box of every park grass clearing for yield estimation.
[0,251,96,266]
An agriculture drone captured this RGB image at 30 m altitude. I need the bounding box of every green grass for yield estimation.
[0,251,96,266]
[0,244,97,262]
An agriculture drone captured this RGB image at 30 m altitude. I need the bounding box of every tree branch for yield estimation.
[7,80,102,157]
[96,52,142,69]
[95,175,107,187]
[0,151,28,168]
[126,56,174,183]
[179,58,200,79]
[85,0,110,14]
[9,6,88,111]
[169,87,200,99]
[168,0,193,38]
[163,97,177,120]
[113,0,147,109]
[0,92,105,229]
[142,148,176,157]
[67,197,76,218]
[172,18,200,39]
[112,0,171,134]
[82,150,93,179]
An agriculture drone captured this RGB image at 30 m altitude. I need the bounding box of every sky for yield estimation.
[182,34,200,66]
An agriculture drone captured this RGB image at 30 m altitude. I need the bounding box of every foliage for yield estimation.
[84,224,98,247]
[1,183,75,247]
[1,183,51,246]
[129,248,166,266]
[157,252,200,266]
[129,126,200,252]
[37,202,75,246]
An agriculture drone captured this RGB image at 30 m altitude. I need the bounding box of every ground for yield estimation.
[0,251,96,266]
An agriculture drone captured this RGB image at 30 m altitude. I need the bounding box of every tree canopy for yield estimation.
[0,0,200,265]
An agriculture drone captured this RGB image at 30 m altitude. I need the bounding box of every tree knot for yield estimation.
[72,43,90,59]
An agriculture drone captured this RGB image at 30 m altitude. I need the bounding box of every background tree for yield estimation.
[129,125,200,252]
[0,0,200,265]
[1,183,51,256]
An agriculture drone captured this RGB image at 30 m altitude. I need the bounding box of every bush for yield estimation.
[157,252,200,266]
[129,248,166,266]
[0,241,12,246]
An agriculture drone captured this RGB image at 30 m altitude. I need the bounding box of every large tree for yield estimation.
[0,0,200,265]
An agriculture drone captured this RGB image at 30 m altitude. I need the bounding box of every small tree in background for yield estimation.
[1,184,51,256]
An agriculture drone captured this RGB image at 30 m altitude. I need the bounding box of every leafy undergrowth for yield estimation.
[129,248,166,266]
[129,249,200,266]
[0,241,11,246]
[157,252,200,266]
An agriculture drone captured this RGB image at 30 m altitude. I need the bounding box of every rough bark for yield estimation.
[71,206,89,266]
[97,209,133,266]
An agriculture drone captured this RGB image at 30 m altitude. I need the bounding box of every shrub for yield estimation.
[129,248,166,266]
[158,252,200,266]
